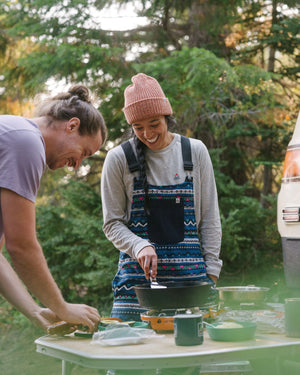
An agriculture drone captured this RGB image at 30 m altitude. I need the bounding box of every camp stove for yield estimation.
[141,307,212,332]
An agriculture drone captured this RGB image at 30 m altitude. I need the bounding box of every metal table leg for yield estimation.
[62,360,73,375]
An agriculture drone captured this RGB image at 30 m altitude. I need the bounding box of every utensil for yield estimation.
[203,321,216,329]
[150,269,167,289]
[134,280,212,309]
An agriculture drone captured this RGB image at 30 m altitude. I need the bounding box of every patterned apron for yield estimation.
[111,137,215,321]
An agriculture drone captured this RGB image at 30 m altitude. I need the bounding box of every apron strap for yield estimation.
[181,135,193,171]
[121,140,140,173]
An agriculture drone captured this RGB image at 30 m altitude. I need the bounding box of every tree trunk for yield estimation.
[267,0,278,72]
[261,0,278,207]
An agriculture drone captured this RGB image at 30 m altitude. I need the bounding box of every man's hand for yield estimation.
[31,308,61,331]
[55,303,100,331]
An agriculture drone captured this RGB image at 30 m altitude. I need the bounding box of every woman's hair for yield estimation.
[133,115,176,215]
[134,135,150,214]
[35,84,107,142]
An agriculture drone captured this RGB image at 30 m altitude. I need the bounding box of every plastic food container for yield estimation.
[206,321,257,342]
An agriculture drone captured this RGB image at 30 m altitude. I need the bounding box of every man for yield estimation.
[0,84,107,331]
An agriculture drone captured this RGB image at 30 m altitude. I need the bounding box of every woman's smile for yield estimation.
[145,135,159,144]
[132,116,173,150]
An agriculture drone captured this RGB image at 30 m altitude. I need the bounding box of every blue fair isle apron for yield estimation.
[111,136,214,321]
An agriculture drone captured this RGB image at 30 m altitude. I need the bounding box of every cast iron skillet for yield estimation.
[134,280,212,309]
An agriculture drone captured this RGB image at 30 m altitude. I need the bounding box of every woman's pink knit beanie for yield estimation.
[122,73,173,124]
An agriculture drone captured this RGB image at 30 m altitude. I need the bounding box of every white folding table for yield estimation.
[35,331,300,375]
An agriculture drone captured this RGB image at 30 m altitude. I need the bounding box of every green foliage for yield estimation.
[0,298,29,328]
[234,0,299,80]
[208,147,282,274]
[0,0,130,97]
[219,183,282,274]
[36,180,118,314]
[98,46,288,275]
[102,47,286,178]
[0,0,298,306]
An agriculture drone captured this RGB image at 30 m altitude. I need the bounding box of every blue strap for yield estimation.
[121,141,140,173]
[181,135,193,171]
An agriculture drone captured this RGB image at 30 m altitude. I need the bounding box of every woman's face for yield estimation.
[132,116,173,150]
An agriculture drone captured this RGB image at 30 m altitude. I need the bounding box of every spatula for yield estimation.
[150,269,167,289]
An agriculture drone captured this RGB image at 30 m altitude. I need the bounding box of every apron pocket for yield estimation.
[148,197,184,244]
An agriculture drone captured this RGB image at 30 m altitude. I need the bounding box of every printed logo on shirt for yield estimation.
[174,173,180,180]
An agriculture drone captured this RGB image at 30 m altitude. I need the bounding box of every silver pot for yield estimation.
[217,286,269,304]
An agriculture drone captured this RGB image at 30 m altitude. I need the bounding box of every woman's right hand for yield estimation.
[137,246,157,279]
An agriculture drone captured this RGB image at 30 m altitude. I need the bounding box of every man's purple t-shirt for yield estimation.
[0,115,46,238]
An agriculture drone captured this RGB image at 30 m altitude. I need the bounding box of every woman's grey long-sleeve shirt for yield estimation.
[101,133,222,278]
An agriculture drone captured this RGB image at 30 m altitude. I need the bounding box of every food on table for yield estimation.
[47,321,78,335]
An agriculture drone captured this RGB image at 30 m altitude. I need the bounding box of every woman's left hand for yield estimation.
[207,274,218,285]
[137,246,157,280]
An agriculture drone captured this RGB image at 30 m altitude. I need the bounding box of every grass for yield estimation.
[0,323,107,375]
[0,324,60,375]
[0,300,109,375]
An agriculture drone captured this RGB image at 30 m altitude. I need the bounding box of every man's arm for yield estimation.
[0,251,59,330]
[1,188,100,329]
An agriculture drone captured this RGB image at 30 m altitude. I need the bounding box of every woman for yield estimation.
[101,73,222,322]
